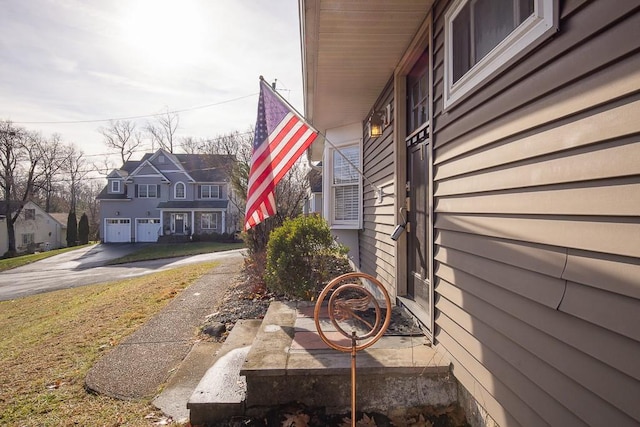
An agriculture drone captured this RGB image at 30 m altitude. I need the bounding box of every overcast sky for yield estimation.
[0,0,303,165]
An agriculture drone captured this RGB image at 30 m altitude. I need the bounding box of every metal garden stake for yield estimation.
[314,272,392,427]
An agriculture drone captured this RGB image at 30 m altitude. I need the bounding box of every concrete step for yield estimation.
[241,301,456,416]
[187,318,262,425]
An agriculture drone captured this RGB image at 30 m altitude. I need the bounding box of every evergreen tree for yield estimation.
[66,211,78,247]
[78,213,89,245]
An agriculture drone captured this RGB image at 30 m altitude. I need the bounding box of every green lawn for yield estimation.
[107,241,246,265]
[0,244,95,272]
[0,261,218,426]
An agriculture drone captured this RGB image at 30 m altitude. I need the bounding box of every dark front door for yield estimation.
[174,214,185,234]
[405,47,431,320]
[407,138,430,317]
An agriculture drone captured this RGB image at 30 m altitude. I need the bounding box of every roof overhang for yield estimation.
[300,0,432,161]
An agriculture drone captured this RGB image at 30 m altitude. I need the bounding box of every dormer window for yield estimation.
[111,180,121,193]
[159,155,165,164]
[175,182,186,199]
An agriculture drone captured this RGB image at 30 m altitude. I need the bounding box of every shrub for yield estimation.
[66,211,78,247]
[264,215,349,299]
[78,213,90,245]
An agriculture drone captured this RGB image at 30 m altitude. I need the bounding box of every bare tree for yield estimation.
[198,128,310,247]
[99,120,144,164]
[34,133,69,212]
[180,136,203,154]
[76,179,103,240]
[0,120,45,255]
[63,144,88,214]
[147,109,179,153]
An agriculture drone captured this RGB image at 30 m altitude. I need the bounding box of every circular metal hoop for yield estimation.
[314,272,392,352]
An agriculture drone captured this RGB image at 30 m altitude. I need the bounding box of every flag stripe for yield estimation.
[245,120,315,212]
[245,114,302,205]
[244,80,319,230]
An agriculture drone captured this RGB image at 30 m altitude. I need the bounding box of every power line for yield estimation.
[11,93,259,125]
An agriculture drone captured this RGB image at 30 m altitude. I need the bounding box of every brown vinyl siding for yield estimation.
[360,80,397,296]
[431,0,640,426]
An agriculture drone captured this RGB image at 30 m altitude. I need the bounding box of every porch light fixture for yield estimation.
[367,104,391,138]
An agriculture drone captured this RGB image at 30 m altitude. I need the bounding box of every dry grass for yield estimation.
[0,261,219,426]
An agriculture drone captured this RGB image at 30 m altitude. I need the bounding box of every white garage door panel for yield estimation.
[105,219,131,243]
[136,219,161,242]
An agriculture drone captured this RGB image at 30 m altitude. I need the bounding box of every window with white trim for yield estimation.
[22,233,34,246]
[138,184,157,198]
[330,145,361,227]
[111,180,121,193]
[175,182,186,199]
[24,208,35,220]
[200,185,220,199]
[201,213,218,230]
[444,0,557,108]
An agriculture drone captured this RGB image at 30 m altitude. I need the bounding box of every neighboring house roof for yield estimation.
[172,153,233,182]
[104,150,233,184]
[96,187,130,200]
[157,200,229,209]
[48,213,70,227]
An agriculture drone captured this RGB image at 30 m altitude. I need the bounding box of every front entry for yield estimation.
[405,47,431,323]
[171,213,188,234]
[406,136,430,319]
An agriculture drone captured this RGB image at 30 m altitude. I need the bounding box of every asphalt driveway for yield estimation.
[0,244,245,301]
[8,243,146,272]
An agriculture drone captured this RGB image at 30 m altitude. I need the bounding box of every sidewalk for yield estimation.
[84,251,244,402]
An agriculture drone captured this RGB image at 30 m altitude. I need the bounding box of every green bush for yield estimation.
[264,215,349,299]
[78,213,90,245]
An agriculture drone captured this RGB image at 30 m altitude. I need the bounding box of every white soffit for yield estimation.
[301,0,431,154]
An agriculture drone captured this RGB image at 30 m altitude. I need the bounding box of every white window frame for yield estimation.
[111,180,121,193]
[174,182,186,199]
[138,184,157,198]
[201,185,220,199]
[328,144,362,229]
[201,213,218,230]
[444,0,558,109]
[22,233,35,246]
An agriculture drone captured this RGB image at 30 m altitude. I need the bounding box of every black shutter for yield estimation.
[198,185,202,199]
[157,184,161,198]
[135,184,138,197]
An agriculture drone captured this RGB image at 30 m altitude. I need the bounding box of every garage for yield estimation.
[104,218,131,243]
[136,218,161,242]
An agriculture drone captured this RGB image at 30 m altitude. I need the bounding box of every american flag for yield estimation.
[244,79,318,230]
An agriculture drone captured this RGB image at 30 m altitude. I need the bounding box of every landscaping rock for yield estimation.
[203,322,226,338]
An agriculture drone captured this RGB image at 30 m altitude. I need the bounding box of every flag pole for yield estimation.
[259,76,388,203]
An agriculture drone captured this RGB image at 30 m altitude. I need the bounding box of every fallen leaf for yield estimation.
[358,413,378,427]
[281,411,310,427]
[408,414,433,427]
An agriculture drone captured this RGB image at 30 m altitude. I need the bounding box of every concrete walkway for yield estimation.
[85,251,243,402]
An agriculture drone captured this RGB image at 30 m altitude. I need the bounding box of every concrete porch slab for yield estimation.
[241,301,455,415]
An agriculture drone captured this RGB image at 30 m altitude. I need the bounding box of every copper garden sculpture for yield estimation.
[314,272,392,427]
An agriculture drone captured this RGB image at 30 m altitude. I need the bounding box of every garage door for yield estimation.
[136,219,161,242]
[105,218,131,243]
